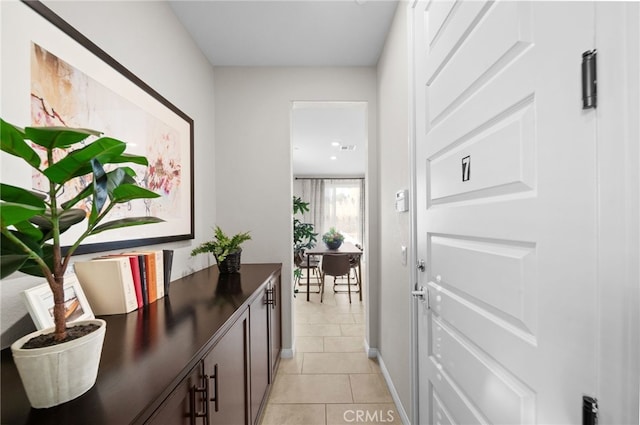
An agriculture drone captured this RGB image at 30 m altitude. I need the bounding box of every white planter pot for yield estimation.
[10,319,106,408]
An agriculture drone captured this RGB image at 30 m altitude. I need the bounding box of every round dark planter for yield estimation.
[216,249,242,273]
[325,240,343,250]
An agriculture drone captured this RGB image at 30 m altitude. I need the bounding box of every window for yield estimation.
[322,179,363,244]
[294,178,365,246]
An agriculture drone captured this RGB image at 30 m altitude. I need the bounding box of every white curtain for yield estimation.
[295,179,325,238]
[294,178,365,246]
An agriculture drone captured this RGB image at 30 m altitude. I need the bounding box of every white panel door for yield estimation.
[411,1,598,423]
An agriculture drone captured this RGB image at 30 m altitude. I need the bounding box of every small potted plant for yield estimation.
[322,227,345,250]
[0,119,163,408]
[191,225,251,273]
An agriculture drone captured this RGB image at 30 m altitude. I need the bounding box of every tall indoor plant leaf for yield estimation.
[0,118,164,341]
[292,196,317,281]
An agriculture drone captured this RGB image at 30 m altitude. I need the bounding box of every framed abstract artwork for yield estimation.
[2,1,195,254]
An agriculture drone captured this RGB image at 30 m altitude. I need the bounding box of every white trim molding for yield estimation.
[377,351,411,425]
[280,347,294,359]
[364,339,378,359]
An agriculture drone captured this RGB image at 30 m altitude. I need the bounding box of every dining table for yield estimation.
[304,241,363,302]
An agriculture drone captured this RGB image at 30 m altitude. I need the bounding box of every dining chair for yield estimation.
[334,244,362,301]
[294,250,321,295]
[320,254,352,303]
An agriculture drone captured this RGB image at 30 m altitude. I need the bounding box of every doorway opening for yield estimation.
[290,101,369,350]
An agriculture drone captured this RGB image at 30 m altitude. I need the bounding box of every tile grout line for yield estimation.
[262,285,400,424]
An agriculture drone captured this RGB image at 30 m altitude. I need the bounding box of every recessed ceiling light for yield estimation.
[330,156,337,160]
[331,141,340,147]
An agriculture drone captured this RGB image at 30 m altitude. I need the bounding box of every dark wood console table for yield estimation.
[1,263,282,425]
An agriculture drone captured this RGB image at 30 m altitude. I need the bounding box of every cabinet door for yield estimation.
[249,289,269,425]
[147,362,207,425]
[268,276,281,382]
[204,310,249,425]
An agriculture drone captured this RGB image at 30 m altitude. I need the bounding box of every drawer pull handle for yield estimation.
[191,376,209,424]
[209,364,219,412]
[265,286,277,308]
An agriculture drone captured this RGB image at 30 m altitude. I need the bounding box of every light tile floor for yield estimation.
[260,277,402,425]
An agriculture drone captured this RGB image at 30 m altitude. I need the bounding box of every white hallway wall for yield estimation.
[377,2,412,419]
[0,0,217,347]
[213,67,379,353]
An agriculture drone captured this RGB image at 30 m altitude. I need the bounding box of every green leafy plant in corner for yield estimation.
[0,119,164,342]
[190,225,251,263]
[293,196,317,281]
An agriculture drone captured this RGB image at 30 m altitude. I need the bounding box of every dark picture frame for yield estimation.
[20,0,195,255]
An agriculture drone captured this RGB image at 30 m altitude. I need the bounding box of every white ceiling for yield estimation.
[169,0,398,176]
[169,0,399,67]
[292,102,367,177]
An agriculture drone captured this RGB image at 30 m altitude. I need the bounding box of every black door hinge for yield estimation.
[582,50,597,109]
[583,395,598,425]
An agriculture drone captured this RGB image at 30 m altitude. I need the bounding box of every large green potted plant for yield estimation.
[191,225,251,273]
[292,196,317,283]
[0,119,163,408]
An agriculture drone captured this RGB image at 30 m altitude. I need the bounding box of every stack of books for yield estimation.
[74,249,174,315]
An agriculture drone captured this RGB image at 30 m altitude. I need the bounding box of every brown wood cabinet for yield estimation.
[1,264,281,425]
[267,276,281,383]
[147,362,205,425]
[149,309,251,425]
[246,273,283,424]
[205,309,250,425]
[249,287,269,425]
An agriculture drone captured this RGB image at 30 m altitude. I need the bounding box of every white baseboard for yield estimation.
[280,347,294,359]
[376,353,411,425]
[364,339,378,358]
